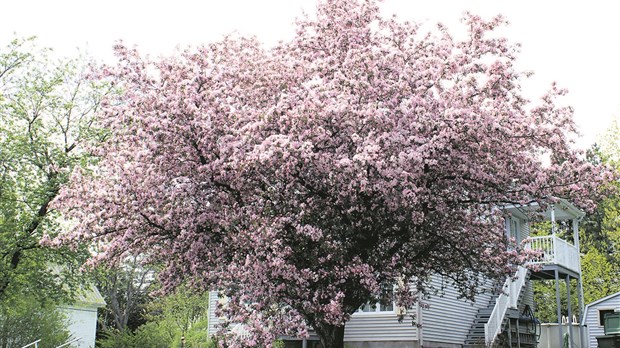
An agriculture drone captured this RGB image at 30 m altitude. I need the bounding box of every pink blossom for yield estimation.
[53,1,612,347]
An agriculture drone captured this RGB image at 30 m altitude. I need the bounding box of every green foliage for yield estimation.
[98,318,211,348]
[598,116,620,167]
[534,245,620,322]
[97,323,173,348]
[582,247,620,304]
[0,295,71,348]
[0,36,109,303]
[97,286,211,348]
[171,318,211,348]
[146,286,210,337]
[533,279,579,323]
[95,257,156,333]
[534,128,620,322]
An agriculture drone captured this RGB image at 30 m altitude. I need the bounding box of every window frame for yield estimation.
[356,300,395,314]
[355,286,397,315]
[599,308,616,326]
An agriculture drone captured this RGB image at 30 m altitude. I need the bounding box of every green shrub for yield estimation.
[0,296,71,348]
[97,322,174,348]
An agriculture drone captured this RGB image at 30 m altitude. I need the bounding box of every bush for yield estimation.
[171,318,210,348]
[0,296,71,348]
[97,322,173,348]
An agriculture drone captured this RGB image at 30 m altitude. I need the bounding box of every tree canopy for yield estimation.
[0,37,107,303]
[54,0,610,347]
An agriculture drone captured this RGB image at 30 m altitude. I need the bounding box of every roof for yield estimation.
[581,291,620,325]
[504,198,585,221]
[48,264,106,308]
[73,284,106,308]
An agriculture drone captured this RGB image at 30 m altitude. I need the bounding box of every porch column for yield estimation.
[555,268,563,345]
[551,205,556,235]
[417,301,424,348]
[566,275,573,348]
[516,320,521,347]
[573,218,587,348]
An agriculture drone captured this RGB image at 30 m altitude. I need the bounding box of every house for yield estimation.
[57,284,106,348]
[581,291,620,348]
[208,199,585,348]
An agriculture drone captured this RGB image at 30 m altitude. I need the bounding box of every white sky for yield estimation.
[2,0,619,150]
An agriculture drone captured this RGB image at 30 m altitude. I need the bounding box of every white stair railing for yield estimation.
[56,337,81,348]
[484,266,528,345]
[20,340,41,348]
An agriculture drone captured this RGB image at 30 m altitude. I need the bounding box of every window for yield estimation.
[600,309,615,326]
[358,301,394,313]
[358,286,395,313]
[505,217,520,246]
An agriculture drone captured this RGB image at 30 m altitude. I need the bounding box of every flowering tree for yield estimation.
[54,0,609,347]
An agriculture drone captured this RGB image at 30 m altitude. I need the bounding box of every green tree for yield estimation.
[577,141,620,306]
[0,37,108,303]
[581,247,620,304]
[96,256,156,333]
[534,129,620,321]
[98,286,210,348]
[145,285,210,347]
[0,294,71,348]
[533,221,620,322]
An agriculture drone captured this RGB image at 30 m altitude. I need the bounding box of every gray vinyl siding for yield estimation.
[207,280,502,346]
[206,291,416,342]
[421,275,493,345]
[345,310,417,342]
[519,217,529,243]
[584,293,620,348]
[522,280,534,311]
[208,291,221,337]
[519,217,535,311]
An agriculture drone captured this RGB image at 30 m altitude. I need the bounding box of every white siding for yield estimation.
[422,275,493,345]
[345,310,417,342]
[59,305,99,348]
[584,293,620,348]
[208,291,221,337]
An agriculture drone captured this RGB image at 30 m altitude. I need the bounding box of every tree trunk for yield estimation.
[315,323,345,348]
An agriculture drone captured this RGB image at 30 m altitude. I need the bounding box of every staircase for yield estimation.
[463,296,499,347]
[464,267,531,348]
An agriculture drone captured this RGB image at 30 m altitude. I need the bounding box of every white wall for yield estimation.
[538,323,583,348]
[59,305,99,348]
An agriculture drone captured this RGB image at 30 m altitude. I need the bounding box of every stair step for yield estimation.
[465,269,532,346]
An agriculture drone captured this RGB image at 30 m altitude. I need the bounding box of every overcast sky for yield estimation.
[2,0,619,150]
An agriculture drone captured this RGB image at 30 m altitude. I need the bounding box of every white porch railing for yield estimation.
[528,235,580,274]
[485,265,528,345]
[484,235,580,344]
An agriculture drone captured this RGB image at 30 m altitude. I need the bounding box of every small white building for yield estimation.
[582,291,620,348]
[58,285,106,348]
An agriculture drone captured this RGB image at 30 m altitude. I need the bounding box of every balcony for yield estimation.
[527,235,580,277]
